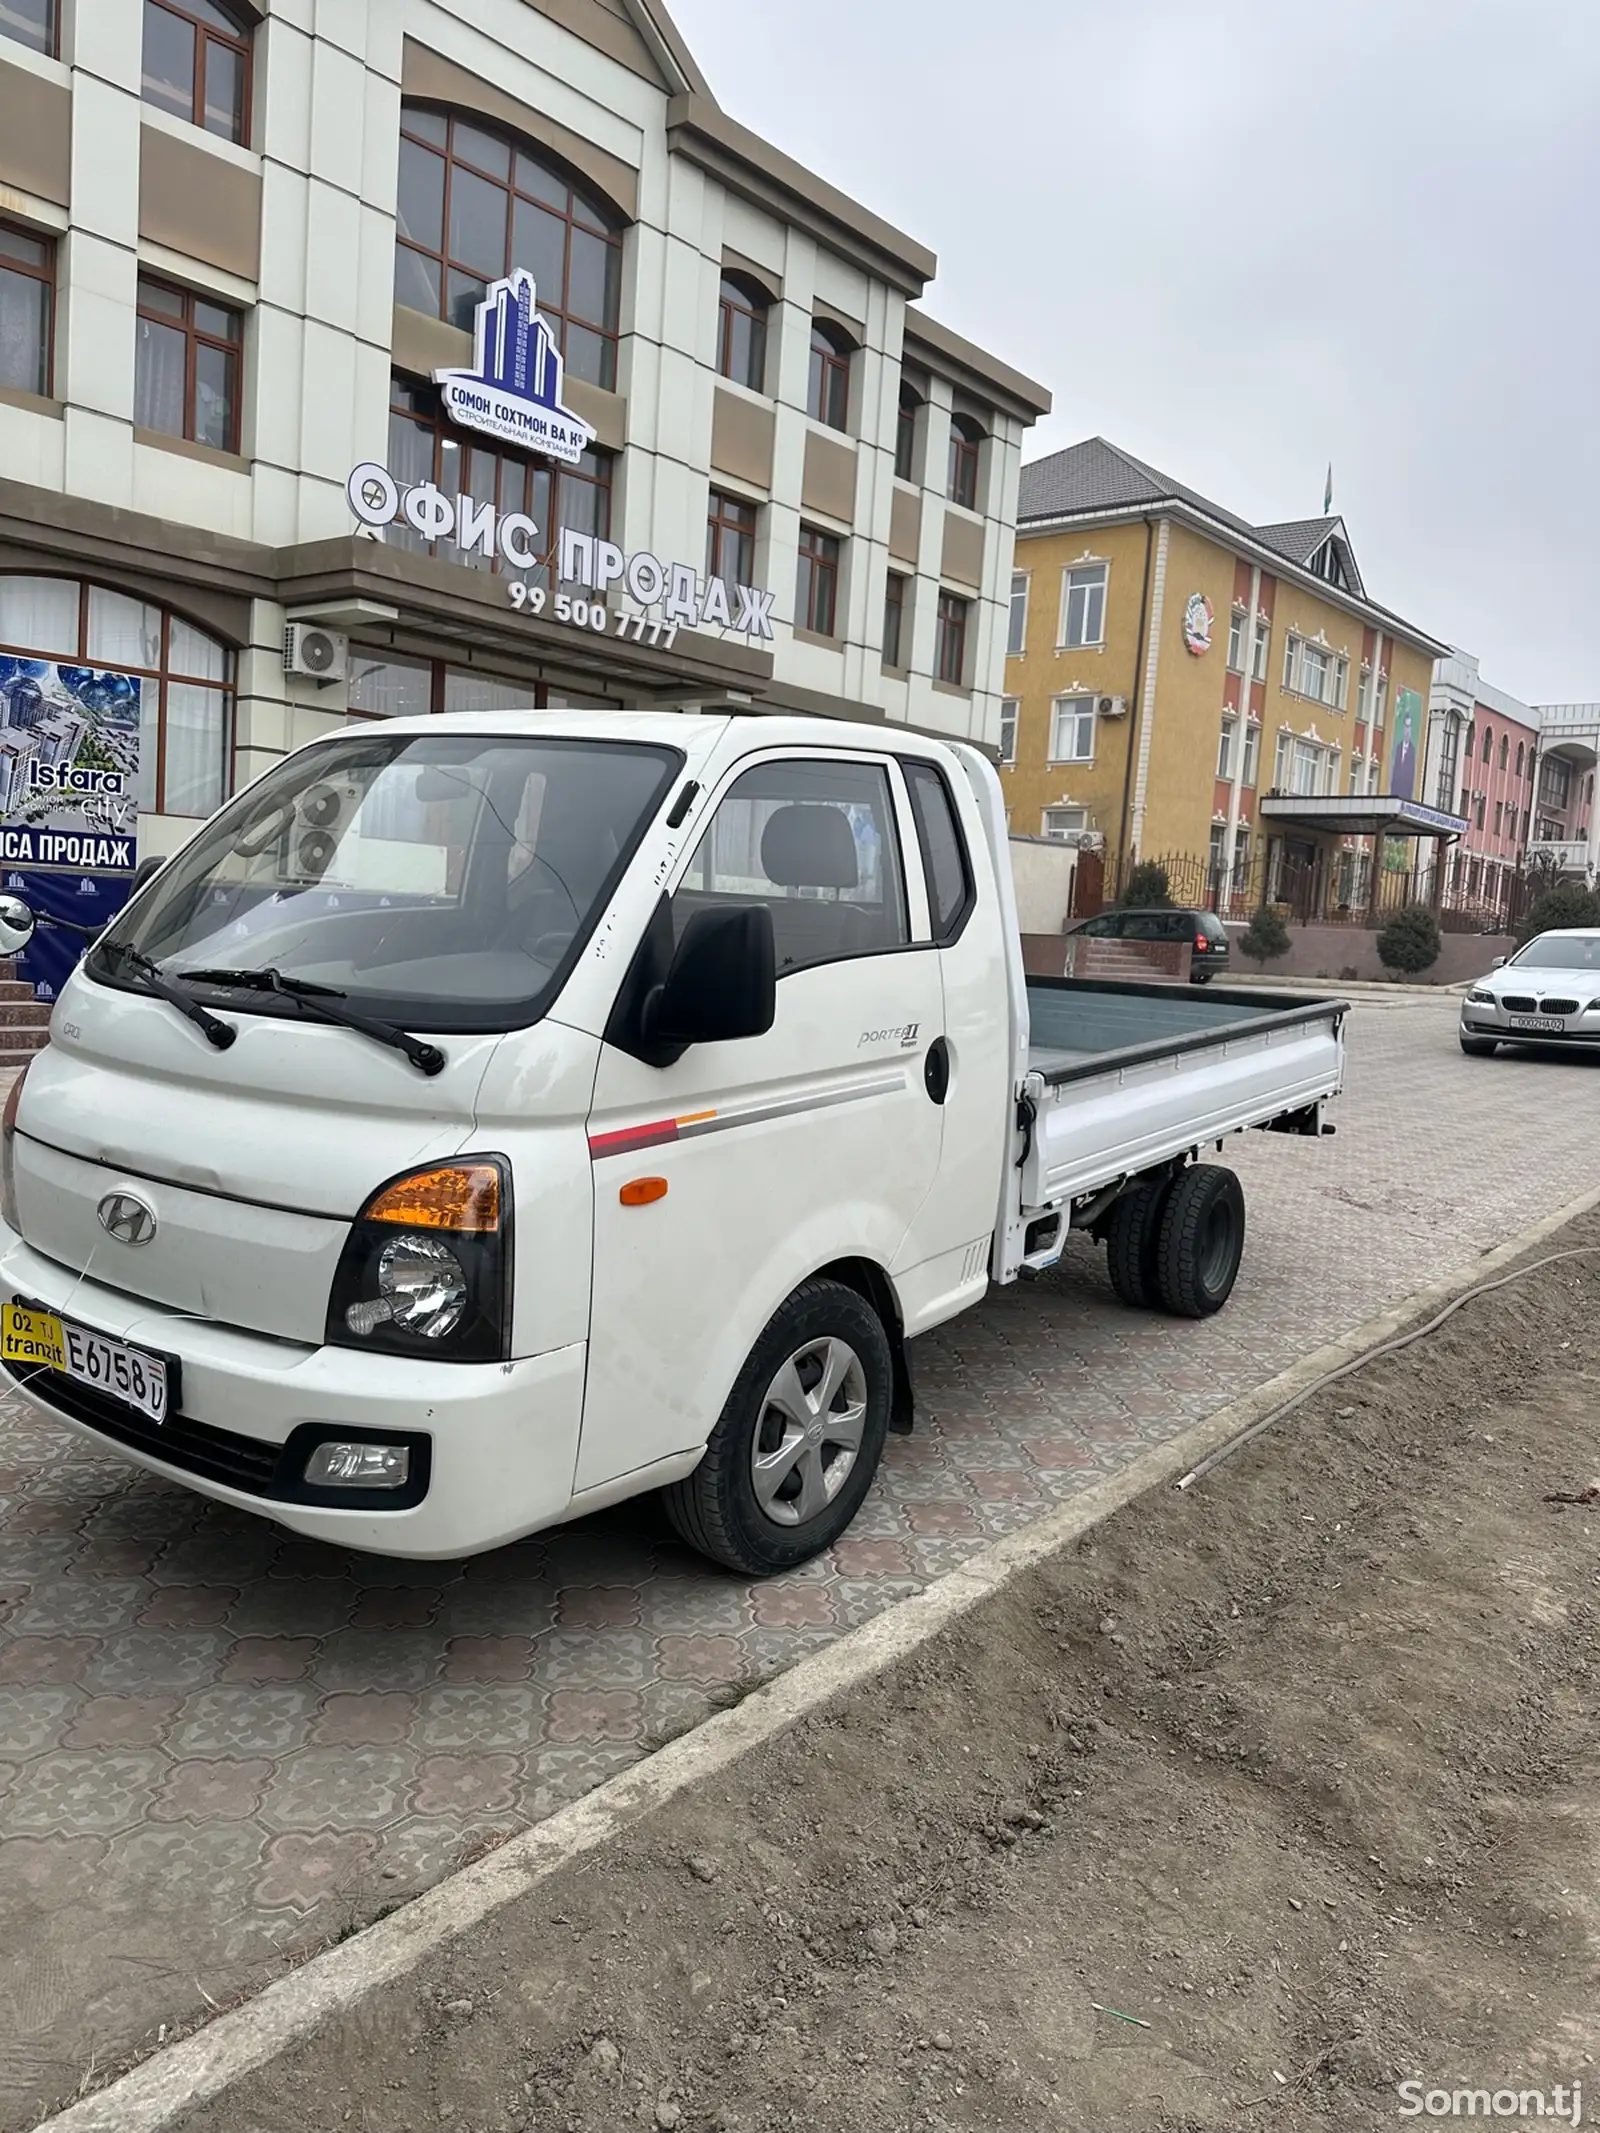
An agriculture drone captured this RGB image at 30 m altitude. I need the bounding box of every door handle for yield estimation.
[924,1037,951,1106]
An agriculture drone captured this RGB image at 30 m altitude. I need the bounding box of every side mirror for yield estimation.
[1491,955,1507,969]
[131,855,166,894]
[642,905,776,1051]
[0,895,36,958]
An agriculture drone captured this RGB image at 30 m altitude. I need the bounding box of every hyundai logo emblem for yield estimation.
[97,1193,158,1247]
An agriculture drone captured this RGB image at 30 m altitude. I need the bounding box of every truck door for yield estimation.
[889,757,1017,1333]
[577,751,945,1492]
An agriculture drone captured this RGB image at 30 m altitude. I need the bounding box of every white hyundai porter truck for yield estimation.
[0,712,1345,1573]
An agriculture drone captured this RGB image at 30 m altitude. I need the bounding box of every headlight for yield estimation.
[1467,988,1496,1005]
[327,1159,511,1362]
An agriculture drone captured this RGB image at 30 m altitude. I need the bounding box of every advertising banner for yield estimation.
[1390,687,1423,802]
[0,656,142,1003]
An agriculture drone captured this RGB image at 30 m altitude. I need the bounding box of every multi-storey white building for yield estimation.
[0,0,1049,861]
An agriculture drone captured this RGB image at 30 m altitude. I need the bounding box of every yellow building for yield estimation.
[1002,439,1452,917]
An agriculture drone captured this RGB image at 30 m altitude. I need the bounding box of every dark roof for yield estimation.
[1017,437,1438,652]
[1253,517,1339,565]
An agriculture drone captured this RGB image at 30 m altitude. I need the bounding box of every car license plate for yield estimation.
[1510,1015,1565,1035]
[2,1303,169,1425]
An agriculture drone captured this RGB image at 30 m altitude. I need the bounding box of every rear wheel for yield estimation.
[1459,1034,1499,1057]
[1104,1175,1174,1310]
[1155,1164,1246,1318]
[662,1279,893,1576]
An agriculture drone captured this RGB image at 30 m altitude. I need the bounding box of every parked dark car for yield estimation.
[1064,906,1231,983]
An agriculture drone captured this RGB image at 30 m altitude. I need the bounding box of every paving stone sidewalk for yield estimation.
[0,996,1595,2126]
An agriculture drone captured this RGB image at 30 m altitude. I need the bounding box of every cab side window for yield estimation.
[903,760,974,944]
[675,759,909,976]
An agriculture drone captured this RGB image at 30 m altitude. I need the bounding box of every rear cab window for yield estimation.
[902,761,975,945]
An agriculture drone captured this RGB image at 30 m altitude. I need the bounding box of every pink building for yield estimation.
[1427,652,1541,921]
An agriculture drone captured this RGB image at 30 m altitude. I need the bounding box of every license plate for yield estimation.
[1510,1015,1565,1034]
[2,1304,169,1425]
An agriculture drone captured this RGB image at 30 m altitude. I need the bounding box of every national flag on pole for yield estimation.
[1323,463,1334,515]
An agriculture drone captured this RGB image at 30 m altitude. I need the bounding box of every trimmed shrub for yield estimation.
[1122,861,1171,908]
[1377,902,1442,976]
[1239,905,1291,969]
[1516,882,1600,947]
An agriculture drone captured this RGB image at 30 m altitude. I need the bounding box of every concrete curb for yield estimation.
[32,1176,1600,2133]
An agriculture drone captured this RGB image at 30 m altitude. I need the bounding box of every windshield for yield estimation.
[1510,935,1600,972]
[90,731,681,1032]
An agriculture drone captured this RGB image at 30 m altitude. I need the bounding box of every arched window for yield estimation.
[717,273,769,393]
[395,106,625,390]
[895,382,922,483]
[1481,724,1493,763]
[141,1,253,145]
[1515,741,1525,778]
[1498,734,1508,771]
[948,414,985,510]
[807,320,853,432]
[0,575,232,818]
[387,375,612,592]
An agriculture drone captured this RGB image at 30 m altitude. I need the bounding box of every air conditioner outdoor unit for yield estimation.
[283,624,349,684]
[1098,695,1128,718]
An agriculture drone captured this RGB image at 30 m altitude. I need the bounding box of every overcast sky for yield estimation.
[670,0,1599,704]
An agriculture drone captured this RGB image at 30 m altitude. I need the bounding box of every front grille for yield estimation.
[5,1363,282,1494]
[1501,995,1539,1013]
[1541,999,1580,1016]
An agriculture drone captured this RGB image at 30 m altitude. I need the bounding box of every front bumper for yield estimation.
[0,1232,586,1558]
[1461,1005,1600,1048]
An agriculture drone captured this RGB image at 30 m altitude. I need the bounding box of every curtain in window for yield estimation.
[348,656,433,719]
[0,576,77,656]
[163,682,228,816]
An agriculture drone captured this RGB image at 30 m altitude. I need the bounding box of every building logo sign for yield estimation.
[1183,592,1214,656]
[434,271,596,467]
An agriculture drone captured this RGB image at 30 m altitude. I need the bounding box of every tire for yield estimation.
[1459,1034,1499,1057]
[1104,1175,1174,1310]
[1191,969,1213,985]
[1154,1164,1246,1319]
[661,1278,893,1576]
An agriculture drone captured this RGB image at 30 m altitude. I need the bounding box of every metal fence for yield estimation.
[1112,848,1540,934]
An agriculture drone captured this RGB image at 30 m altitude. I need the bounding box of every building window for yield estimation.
[1283,634,1347,708]
[134,276,243,453]
[1041,805,1087,841]
[948,415,983,510]
[1060,563,1107,649]
[1049,694,1095,763]
[1515,741,1525,778]
[142,0,253,145]
[706,489,757,593]
[1367,757,1380,796]
[1008,572,1028,658]
[882,571,908,668]
[1217,716,1235,779]
[796,526,841,637]
[935,592,970,687]
[895,382,921,482]
[1498,734,1509,771]
[1241,721,1260,787]
[1434,715,1460,811]
[1540,756,1571,809]
[716,273,768,393]
[998,697,1018,767]
[0,574,233,818]
[1227,609,1246,674]
[807,322,853,432]
[1480,723,1493,762]
[388,374,612,587]
[395,106,625,390]
[347,655,544,720]
[0,0,54,56]
[0,221,53,398]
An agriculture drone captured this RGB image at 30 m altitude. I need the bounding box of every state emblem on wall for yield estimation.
[1183,592,1214,656]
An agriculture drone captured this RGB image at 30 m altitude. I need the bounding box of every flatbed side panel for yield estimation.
[1025,1015,1344,1210]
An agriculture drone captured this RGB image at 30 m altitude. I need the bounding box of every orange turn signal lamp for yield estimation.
[364,1164,501,1232]
[620,1177,669,1208]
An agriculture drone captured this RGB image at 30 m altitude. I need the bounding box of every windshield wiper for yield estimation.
[109,945,237,1051]
[179,968,446,1077]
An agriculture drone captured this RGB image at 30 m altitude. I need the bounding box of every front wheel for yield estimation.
[661,1278,893,1575]
[1459,1033,1499,1057]
[1155,1164,1246,1318]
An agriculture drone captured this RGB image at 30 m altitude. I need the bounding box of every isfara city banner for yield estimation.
[0,656,141,1003]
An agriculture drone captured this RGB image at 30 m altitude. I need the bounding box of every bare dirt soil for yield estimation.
[171,1209,1600,2133]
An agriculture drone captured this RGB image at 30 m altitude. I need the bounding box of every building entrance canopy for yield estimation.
[1259,793,1469,841]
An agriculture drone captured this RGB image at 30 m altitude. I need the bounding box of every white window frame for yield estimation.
[998,696,1018,767]
[1041,804,1087,841]
[1217,716,1235,779]
[1251,618,1270,683]
[1227,608,1246,674]
[1273,729,1292,789]
[1058,563,1108,650]
[1241,720,1260,788]
[1048,693,1096,764]
[1008,573,1029,659]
